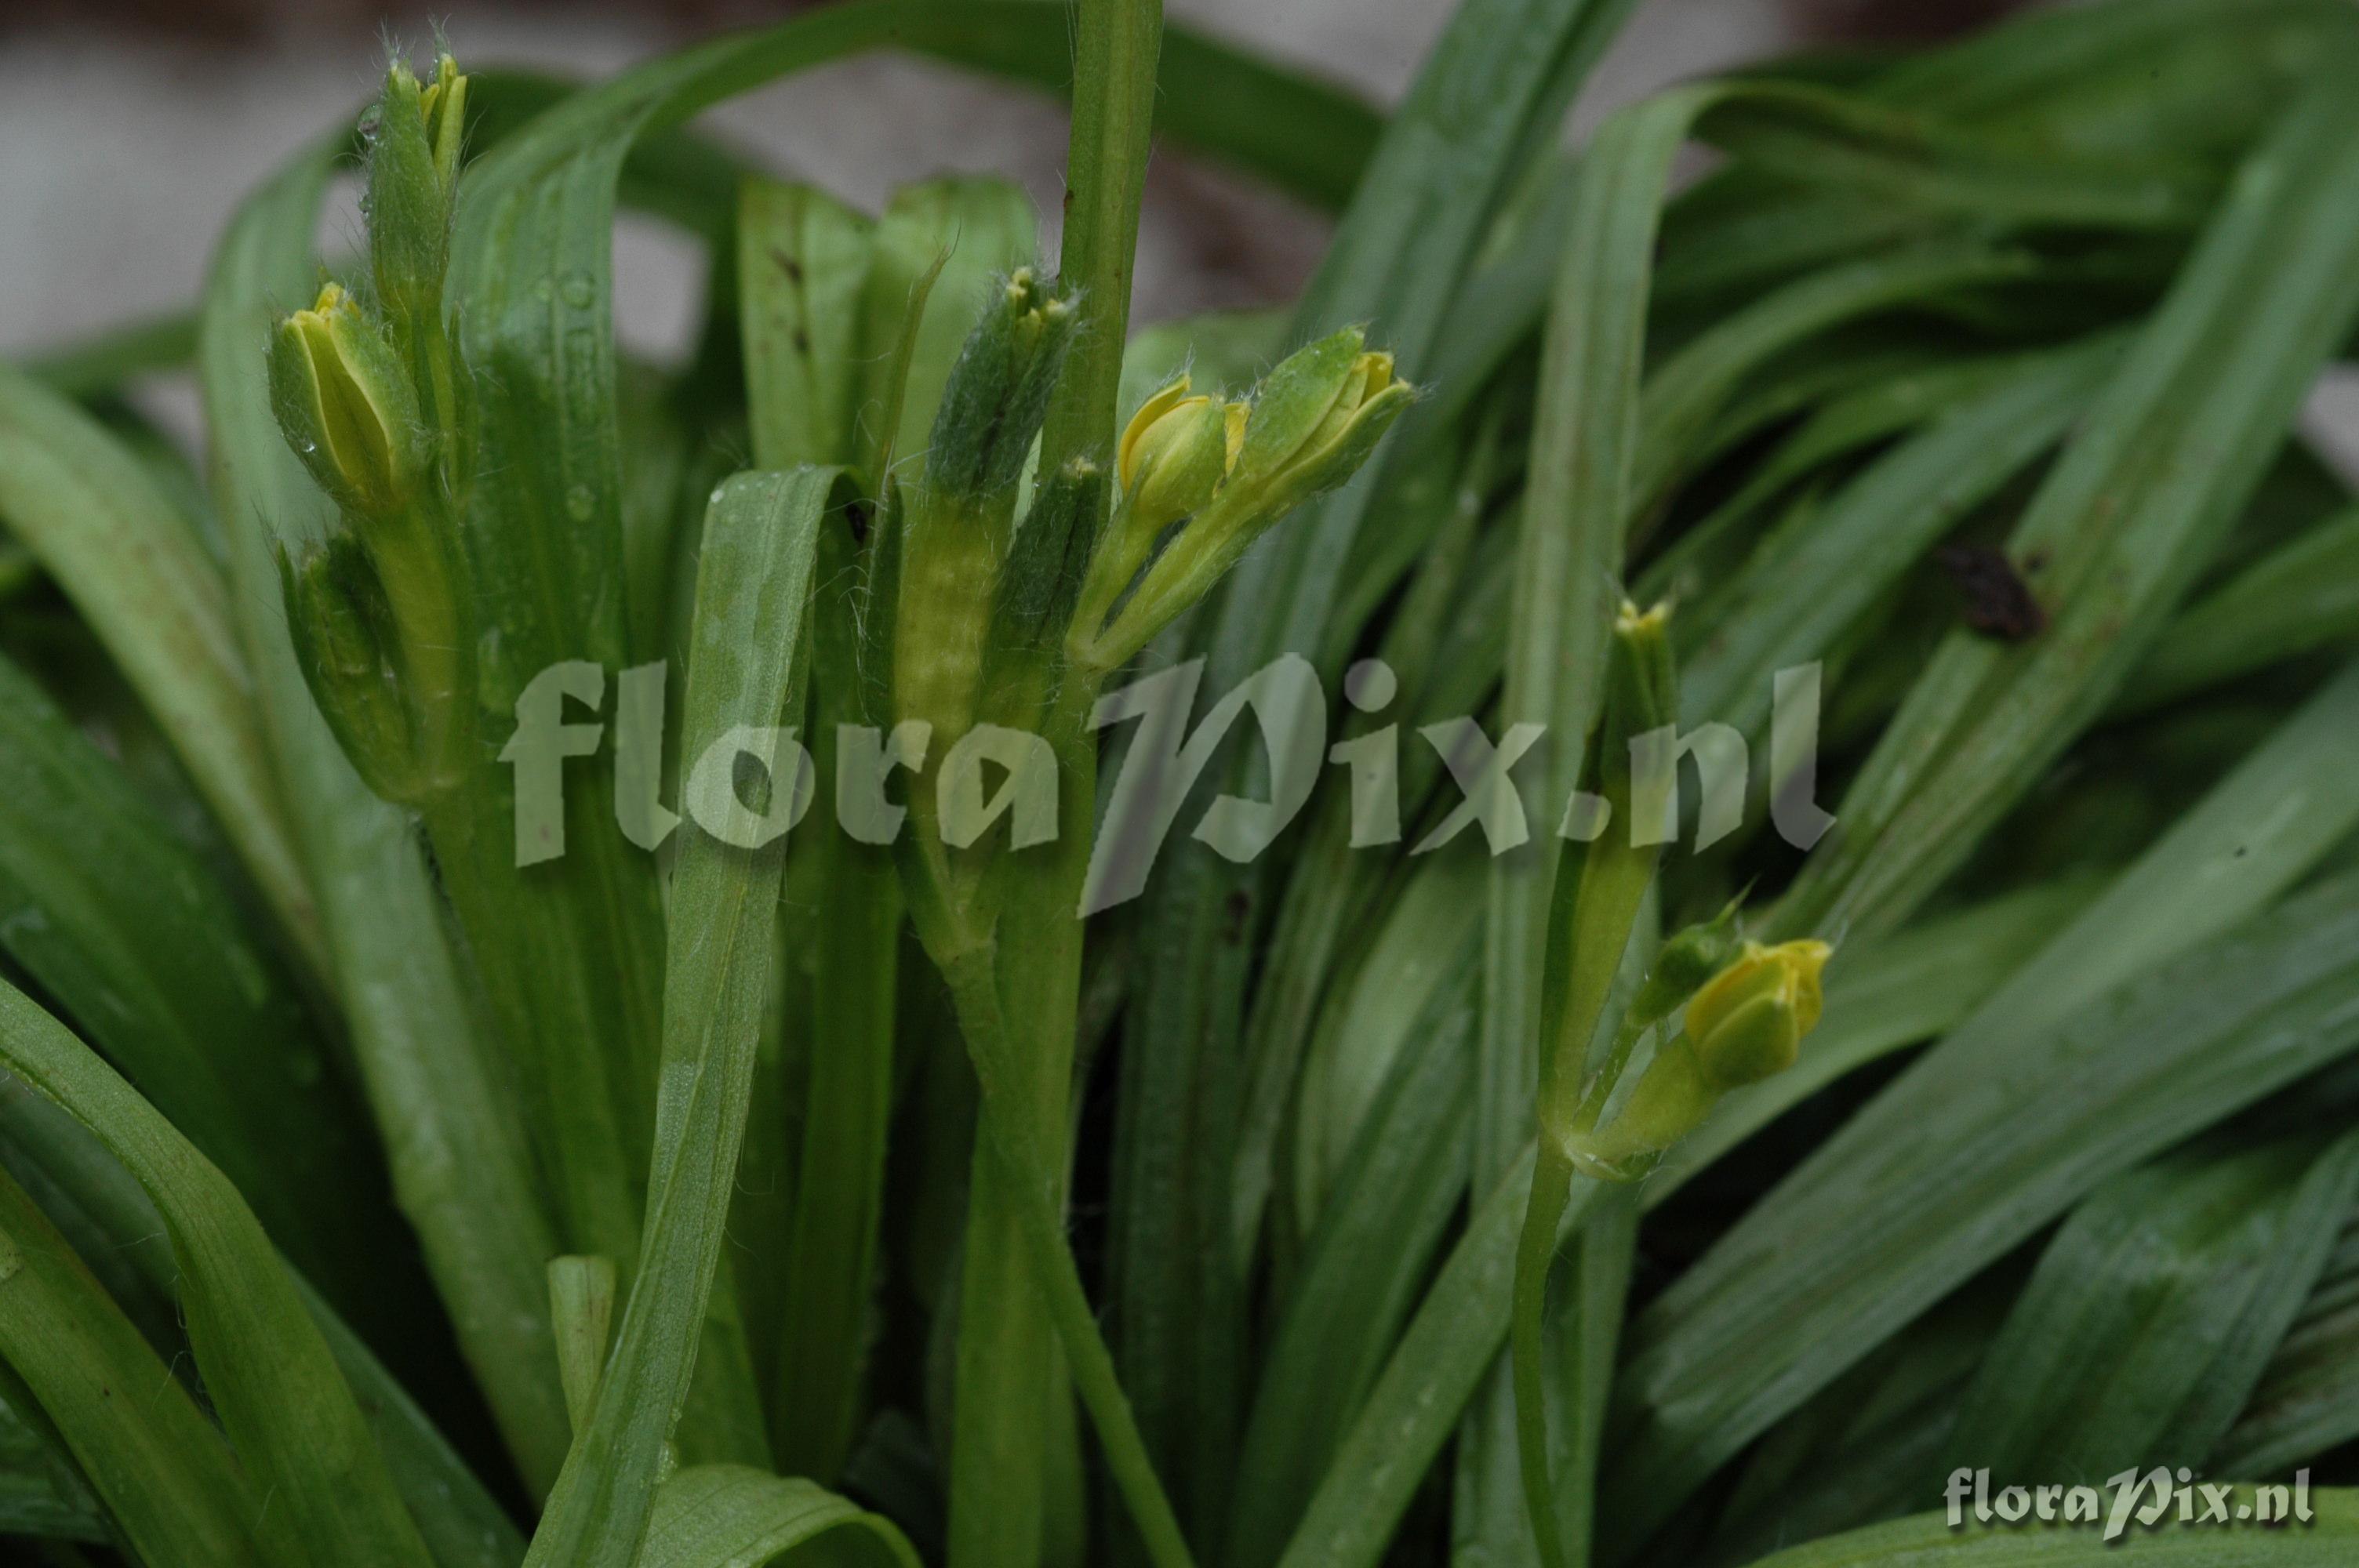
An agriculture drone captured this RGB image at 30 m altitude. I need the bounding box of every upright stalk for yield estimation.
[945,2,1164,1563]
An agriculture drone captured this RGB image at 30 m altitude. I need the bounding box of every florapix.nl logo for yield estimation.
[496,652,1840,912]
[1945,1468,2315,1543]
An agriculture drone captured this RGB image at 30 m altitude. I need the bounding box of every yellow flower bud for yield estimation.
[1117,380,1238,531]
[269,283,423,517]
[1563,939,1834,1181]
[1683,939,1832,1088]
[1117,375,1194,488]
[1070,332,1413,670]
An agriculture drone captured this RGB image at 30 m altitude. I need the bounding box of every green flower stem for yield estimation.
[935,919,1198,1568]
[944,659,1183,1568]
[1510,1140,1583,1568]
[1038,0,1165,481]
[940,693,1093,1568]
[943,0,1164,1559]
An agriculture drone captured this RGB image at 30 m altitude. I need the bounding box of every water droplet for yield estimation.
[356,104,383,141]
[558,272,596,310]
[565,485,595,521]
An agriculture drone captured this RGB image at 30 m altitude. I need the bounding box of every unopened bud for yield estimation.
[1684,939,1830,1087]
[368,53,466,325]
[1565,938,1832,1181]
[1118,378,1238,533]
[279,539,417,804]
[270,283,423,517]
[922,267,1081,501]
[1074,328,1412,667]
[1621,900,1747,1048]
[1230,328,1412,508]
[420,53,468,191]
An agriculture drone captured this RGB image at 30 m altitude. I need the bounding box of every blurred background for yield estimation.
[0,0,2023,366]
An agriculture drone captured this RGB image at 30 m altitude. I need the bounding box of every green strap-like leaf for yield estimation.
[0,363,320,982]
[0,981,437,1568]
[522,468,833,1568]
[1228,960,1478,1568]
[637,1464,919,1568]
[1769,76,2359,943]
[0,1159,267,1566]
[0,651,410,1338]
[0,1082,526,1568]
[2215,1220,2359,1476]
[2123,503,2359,715]
[1942,1130,2359,1487]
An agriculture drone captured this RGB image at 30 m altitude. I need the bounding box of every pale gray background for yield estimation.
[0,0,1794,361]
[5,0,2354,459]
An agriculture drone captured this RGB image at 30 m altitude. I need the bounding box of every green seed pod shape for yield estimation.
[278,539,419,804]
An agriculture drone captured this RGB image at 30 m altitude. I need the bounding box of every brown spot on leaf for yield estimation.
[1937,544,2047,641]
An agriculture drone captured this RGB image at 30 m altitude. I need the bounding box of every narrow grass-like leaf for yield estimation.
[521,468,831,1568]
[0,1365,107,1548]
[1769,78,2359,942]
[1678,337,2119,734]
[0,980,437,1568]
[1229,964,1477,1568]
[0,1160,268,1566]
[1629,243,2045,520]
[1233,453,1510,1264]
[2122,503,2359,715]
[0,1080,528,1568]
[1290,853,1485,1228]
[1941,1130,2359,1486]
[0,650,418,1349]
[0,364,318,979]
[638,1464,919,1568]
[737,177,936,1483]
[1605,869,2359,1559]
[1271,1146,1591,1568]
[1710,1286,2003,1566]
[2215,1221,2359,1476]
